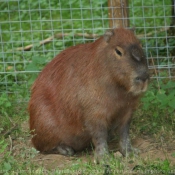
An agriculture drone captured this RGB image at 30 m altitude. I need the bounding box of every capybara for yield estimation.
[29,28,149,162]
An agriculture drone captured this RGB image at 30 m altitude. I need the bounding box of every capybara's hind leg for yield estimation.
[56,145,75,156]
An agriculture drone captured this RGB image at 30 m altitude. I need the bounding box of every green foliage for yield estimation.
[0,0,173,92]
[142,81,175,117]
[0,0,108,90]
[0,139,8,154]
[0,140,39,173]
[0,94,14,134]
[133,159,171,174]
[0,97,39,174]
[25,56,47,85]
[0,94,12,116]
[135,80,175,134]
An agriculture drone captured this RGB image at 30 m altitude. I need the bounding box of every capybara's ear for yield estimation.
[103,29,114,43]
[132,49,141,62]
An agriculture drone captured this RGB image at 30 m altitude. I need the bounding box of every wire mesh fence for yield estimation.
[0,0,174,100]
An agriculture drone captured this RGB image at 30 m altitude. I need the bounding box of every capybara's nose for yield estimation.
[135,72,149,82]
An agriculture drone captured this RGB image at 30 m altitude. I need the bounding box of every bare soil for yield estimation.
[11,121,175,171]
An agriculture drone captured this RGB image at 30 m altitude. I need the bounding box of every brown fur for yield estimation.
[29,28,149,162]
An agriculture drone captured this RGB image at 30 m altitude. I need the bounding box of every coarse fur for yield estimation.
[29,28,149,162]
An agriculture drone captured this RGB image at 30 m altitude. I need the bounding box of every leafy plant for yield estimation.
[134,80,175,134]
[142,80,175,116]
[133,159,171,174]
[0,93,12,117]
[25,56,48,86]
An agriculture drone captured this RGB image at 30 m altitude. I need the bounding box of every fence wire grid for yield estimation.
[0,0,175,99]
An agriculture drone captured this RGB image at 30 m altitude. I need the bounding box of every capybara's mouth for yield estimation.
[129,78,149,95]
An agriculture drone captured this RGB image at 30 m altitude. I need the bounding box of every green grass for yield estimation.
[0,80,175,174]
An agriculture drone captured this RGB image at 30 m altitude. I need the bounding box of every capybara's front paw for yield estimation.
[119,145,140,157]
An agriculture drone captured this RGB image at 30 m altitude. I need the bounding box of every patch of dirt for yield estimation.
[11,121,175,170]
[133,137,175,162]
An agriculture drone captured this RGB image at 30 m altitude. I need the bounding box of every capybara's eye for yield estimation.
[115,49,122,56]
[135,77,141,81]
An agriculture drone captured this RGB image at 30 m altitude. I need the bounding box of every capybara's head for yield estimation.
[103,28,149,95]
